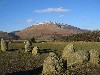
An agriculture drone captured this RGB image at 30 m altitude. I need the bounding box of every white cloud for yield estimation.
[26,19,35,23]
[34,7,71,13]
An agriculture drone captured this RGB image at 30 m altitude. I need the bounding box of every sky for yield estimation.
[0,0,100,32]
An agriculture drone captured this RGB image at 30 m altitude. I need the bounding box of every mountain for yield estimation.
[8,31,20,39]
[16,21,90,40]
[0,31,20,40]
[9,31,20,35]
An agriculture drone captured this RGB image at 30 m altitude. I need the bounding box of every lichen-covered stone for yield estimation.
[32,46,38,55]
[26,40,32,46]
[42,52,63,75]
[89,49,99,65]
[62,43,75,60]
[25,40,32,52]
[67,50,90,66]
[1,38,8,51]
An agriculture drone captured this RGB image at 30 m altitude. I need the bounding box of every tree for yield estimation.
[30,37,36,43]
[51,32,63,42]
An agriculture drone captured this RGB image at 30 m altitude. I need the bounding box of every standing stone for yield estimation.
[67,50,90,66]
[42,52,63,75]
[1,38,8,51]
[25,40,32,52]
[89,49,99,65]
[32,46,38,55]
[62,43,75,60]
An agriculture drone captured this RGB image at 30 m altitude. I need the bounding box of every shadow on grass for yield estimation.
[6,66,43,75]
[38,48,57,54]
[63,60,67,70]
[7,47,25,51]
[7,49,19,51]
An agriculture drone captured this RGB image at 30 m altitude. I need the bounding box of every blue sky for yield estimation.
[0,0,100,32]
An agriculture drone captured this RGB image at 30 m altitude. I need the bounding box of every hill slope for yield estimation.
[0,31,20,40]
[16,22,89,40]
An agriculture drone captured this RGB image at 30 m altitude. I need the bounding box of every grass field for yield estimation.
[0,41,100,75]
[2,41,100,54]
[3,42,100,56]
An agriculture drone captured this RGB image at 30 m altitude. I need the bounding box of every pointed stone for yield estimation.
[32,46,38,55]
[89,49,99,65]
[42,52,63,75]
[62,43,75,60]
[25,40,32,52]
[1,38,8,51]
[67,50,90,66]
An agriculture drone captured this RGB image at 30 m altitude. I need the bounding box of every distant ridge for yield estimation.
[0,31,20,40]
[16,21,90,40]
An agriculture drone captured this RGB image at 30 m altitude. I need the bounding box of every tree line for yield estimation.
[52,31,100,42]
